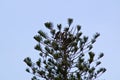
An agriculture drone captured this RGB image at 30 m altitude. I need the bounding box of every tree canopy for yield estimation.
[24,18,106,80]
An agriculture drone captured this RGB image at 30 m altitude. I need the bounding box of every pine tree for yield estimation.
[24,18,106,80]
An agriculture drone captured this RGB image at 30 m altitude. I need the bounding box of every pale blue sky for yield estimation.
[0,0,120,80]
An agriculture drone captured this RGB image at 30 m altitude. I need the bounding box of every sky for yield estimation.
[0,0,120,80]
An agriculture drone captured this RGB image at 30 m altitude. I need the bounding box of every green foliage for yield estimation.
[34,35,42,42]
[57,24,62,31]
[77,25,81,31]
[44,22,53,30]
[38,30,47,38]
[68,18,73,26]
[24,18,106,80]
[34,44,42,51]
[24,57,32,67]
